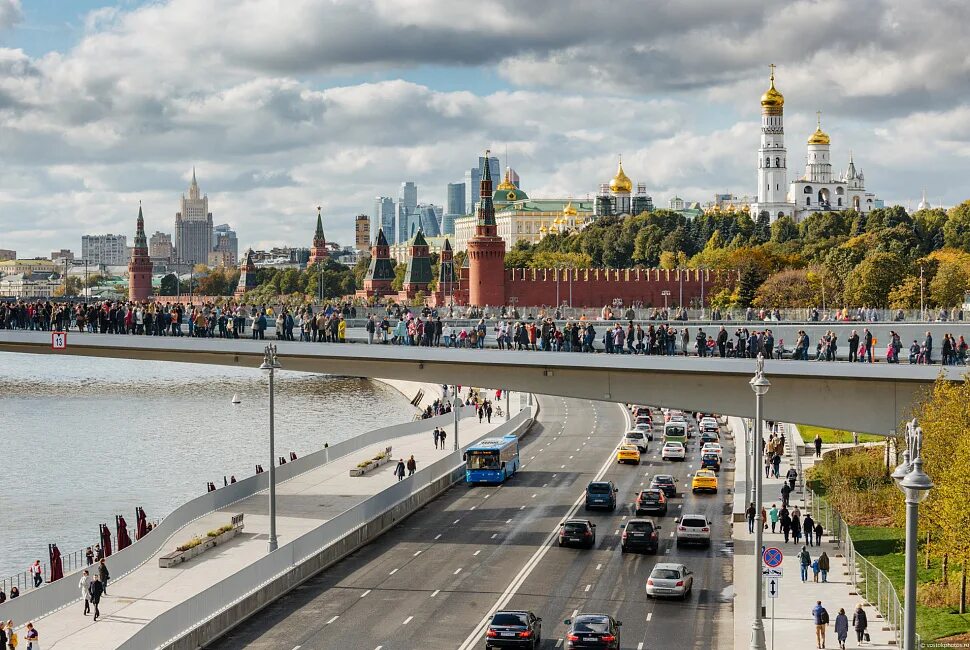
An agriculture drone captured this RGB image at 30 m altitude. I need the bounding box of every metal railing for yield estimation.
[780,423,806,507]
[810,488,921,648]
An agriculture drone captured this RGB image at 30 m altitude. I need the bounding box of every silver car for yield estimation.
[645,562,694,600]
[675,514,712,547]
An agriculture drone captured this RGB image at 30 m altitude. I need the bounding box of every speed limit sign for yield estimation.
[51,331,67,350]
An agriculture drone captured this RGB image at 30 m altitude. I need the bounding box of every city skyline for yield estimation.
[0,1,967,257]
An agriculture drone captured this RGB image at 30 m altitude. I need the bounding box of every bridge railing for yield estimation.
[117,401,536,650]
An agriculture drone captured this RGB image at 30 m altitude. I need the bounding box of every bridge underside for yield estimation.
[0,332,952,436]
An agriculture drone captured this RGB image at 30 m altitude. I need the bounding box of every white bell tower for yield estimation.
[751,64,794,221]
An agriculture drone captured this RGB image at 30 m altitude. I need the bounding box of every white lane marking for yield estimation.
[431,589,440,598]
[325,615,339,625]
[640,482,645,486]
[506,518,512,523]
[519,505,526,510]
[532,494,537,498]
[413,550,422,556]
[569,455,574,459]
[453,519,461,525]
[552,473,558,477]
[669,532,675,537]
[474,550,481,556]
[561,465,566,469]
[403,616,414,625]
[555,640,564,648]
[454,567,463,575]
[542,483,548,488]
[646,612,653,622]
[576,448,581,452]
[596,563,602,570]
[360,589,371,598]
[638,644,645,650]
[621,515,627,520]
[389,568,398,575]
[483,494,490,499]
[572,608,579,618]
[435,534,442,539]
[375,647,383,650]
[584,584,591,592]
[470,506,476,511]
[491,533,498,539]
[614,529,619,535]
[456,403,626,650]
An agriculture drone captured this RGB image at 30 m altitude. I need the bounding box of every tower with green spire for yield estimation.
[128,202,153,302]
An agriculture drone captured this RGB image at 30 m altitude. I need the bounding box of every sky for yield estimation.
[0,0,968,257]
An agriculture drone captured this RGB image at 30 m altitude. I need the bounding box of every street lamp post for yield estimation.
[750,354,771,650]
[891,419,933,650]
[260,345,282,552]
[453,384,461,451]
[661,290,671,314]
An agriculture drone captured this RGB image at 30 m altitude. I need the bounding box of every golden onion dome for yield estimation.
[539,225,547,234]
[727,203,736,213]
[609,158,633,193]
[807,111,830,145]
[760,65,784,111]
[496,167,516,191]
[563,200,578,217]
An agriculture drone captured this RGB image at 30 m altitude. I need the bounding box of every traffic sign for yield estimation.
[762,567,783,578]
[763,546,784,568]
[766,576,781,598]
[51,331,67,350]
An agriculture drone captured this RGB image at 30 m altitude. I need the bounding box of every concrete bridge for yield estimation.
[0,330,957,435]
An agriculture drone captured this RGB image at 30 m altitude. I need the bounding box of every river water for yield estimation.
[0,353,410,583]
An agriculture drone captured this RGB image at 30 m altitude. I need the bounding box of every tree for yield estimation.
[841,252,907,307]
[658,251,687,270]
[770,215,798,243]
[928,259,969,308]
[752,211,771,244]
[887,276,922,309]
[753,269,815,308]
[160,273,179,296]
[392,263,407,291]
[943,200,970,251]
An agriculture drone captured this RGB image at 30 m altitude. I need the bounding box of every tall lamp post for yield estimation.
[260,344,282,552]
[891,419,933,650]
[750,353,770,650]
[661,290,671,314]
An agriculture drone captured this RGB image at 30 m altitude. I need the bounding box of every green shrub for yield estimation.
[206,524,233,538]
[176,537,203,552]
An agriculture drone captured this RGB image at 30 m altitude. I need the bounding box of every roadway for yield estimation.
[212,396,734,649]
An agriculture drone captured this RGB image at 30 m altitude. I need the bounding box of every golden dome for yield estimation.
[760,64,784,112]
[727,203,736,213]
[609,158,633,193]
[496,167,516,191]
[807,111,830,145]
[563,200,578,216]
[539,225,547,234]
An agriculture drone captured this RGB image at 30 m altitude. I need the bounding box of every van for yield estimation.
[663,421,688,445]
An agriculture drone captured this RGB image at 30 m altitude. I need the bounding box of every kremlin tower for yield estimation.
[308,206,329,266]
[128,202,153,302]
[465,150,506,307]
[359,227,395,298]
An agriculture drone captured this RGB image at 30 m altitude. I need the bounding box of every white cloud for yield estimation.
[0,0,21,30]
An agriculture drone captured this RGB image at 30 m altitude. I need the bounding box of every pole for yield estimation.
[750,355,770,650]
[505,390,510,422]
[919,266,924,321]
[267,361,278,552]
[771,593,775,650]
[453,384,460,452]
[903,495,918,650]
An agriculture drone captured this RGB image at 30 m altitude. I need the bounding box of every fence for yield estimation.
[810,485,921,649]
[118,400,536,650]
[780,423,806,508]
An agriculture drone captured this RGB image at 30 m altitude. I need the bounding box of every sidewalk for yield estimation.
[733,421,896,650]
[38,414,505,649]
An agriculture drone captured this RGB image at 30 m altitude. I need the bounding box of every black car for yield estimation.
[485,610,542,649]
[564,614,622,649]
[620,519,660,554]
[650,474,677,498]
[635,488,667,516]
[700,431,720,445]
[559,519,596,549]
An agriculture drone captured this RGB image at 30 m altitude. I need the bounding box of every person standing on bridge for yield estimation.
[406,455,416,477]
[88,575,104,621]
[395,459,406,482]
[814,433,823,458]
[97,558,110,596]
[812,600,829,649]
[769,504,779,533]
[439,429,447,449]
[745,502,756,534]
[433,427,440,449]
[79,570,91,616]
[834,607,849,649]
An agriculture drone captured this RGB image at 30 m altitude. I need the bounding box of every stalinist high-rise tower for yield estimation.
[174,168,213,266]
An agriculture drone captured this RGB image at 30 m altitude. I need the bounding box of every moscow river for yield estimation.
[0,352,410,583]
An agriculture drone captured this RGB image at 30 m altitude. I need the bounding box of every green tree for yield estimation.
[159,273,179,296]
[392,263,407,291]
[841,252,907,307]
[929,259,969,308]
[752,211,771,244]
[770,215,799,243]
[944,201,970,251]
[887,276,922,309]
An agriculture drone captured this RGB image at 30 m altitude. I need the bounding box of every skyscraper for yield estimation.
[355,214,371,250]
[175,168,214,266]
[446,182,465,216]
[212,224,238,266]
[464,155,499,214]
[373,196,395,243]
[399,181,417,212]
[395,201,410,244]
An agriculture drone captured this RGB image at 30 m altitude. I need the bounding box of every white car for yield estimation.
[701,443,723,459]
[661,441,686,461]
[675,514,712,547]
[633,422,653,440]
[646,562,694,599]
[623,430,649,452]
[699,417,719,432]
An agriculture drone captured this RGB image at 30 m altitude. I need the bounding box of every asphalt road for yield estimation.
[211,398,735,650]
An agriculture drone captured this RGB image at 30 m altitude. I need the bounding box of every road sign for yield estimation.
[51,331,67,350]
[762,567,783,578]
[763,546,784,568]
[766,576,781,599]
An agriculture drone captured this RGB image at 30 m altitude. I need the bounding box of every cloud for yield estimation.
[0,0,21,30]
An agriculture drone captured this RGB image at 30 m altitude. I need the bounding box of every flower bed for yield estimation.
[160,515,245,568]
[349,446,393,477]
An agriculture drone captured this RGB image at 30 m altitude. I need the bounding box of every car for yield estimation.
[635,488,667,515]
[675,514,712,547]
[485,610,542,649]
[622,430,649,452]
[649,475,677,498]
[616,444,641,464]
[559,519,596,549]
[620,518,660,554]
[584,481,618,510]
[701,442,723,459]
[661,441,686,461]
[700,452,721,472]
[700,430,720,445]
[563,614,622,649]
[699,417,719,433]
[663,422,688,445]
[633,422,654,441]
[691,469,718,493]
[645,563,694,600]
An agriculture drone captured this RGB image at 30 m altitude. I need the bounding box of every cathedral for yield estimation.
[750,65,880,223]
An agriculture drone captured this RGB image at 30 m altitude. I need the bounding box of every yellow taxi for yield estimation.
[617,444,642,465]
[691,469,718,494]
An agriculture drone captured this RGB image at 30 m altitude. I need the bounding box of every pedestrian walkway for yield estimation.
[732,419,895,650]
[35,411,507,649]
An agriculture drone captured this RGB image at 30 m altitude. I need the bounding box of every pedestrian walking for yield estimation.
[812,557,821,582]
[746,502,756,534]
[97,558,110,596]
[769,504,779,533]
[780,483,791,509]
[406,455,416,477]
[772,452,781,478]
[395,458,406,481]
[22,623,36,650]
[780,509,792,543]
[792,514,802,544]
[812,600,829,649]
[786,466,798,491]
[478,405,484,423]
[818,551,830,583]
[804,514,816,547]
[0,622,6,650]
[799,545,812,582]
[29,561,42,588]
[815,522,824,546]
[433,427,440,449]
[486,402,493,423]
[85,547,94,566]
[79,570,91,615]
[814,433,823,458]
[852,603,868,645]
[834,608,849,649]
[88,576,103,621]
[439,429,447,449]
[3,620,14,650]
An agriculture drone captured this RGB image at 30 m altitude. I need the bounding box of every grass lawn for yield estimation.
[797,423,883,444]
[849,525,970,640]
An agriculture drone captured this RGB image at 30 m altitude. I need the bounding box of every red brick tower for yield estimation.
[307,206,329,266]
[128,202,153,302]
[466,150,506,307]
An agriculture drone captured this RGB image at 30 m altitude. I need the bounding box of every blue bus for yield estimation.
[465,434,520,484]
